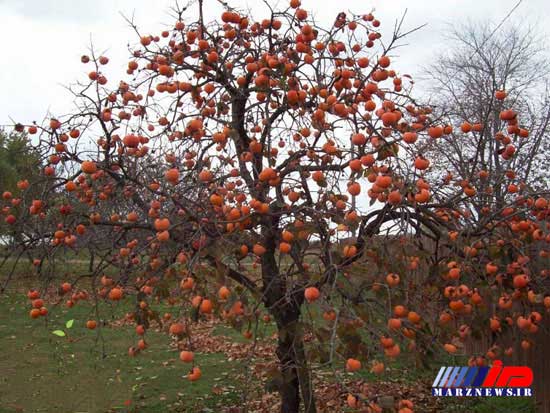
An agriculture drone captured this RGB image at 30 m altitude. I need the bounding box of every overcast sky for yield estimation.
[0,0,548,126]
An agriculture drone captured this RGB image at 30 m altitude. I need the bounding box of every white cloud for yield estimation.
[0,0,547,126]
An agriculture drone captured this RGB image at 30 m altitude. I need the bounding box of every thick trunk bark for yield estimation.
[277,328,300,413]
[260,211,315,413]
[274,310,317,413]
[295,336,316,413]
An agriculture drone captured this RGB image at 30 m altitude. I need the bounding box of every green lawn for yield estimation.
[0,290,244,413]
[0,273,537,413]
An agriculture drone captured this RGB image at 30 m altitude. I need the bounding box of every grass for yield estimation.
[0,289,244,413]
[0,268,538,413]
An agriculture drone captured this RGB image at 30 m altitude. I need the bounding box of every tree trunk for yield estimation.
[260,213,315,413]
[295,335,316,413]
[277,325,300,413]
[274,309,317,413]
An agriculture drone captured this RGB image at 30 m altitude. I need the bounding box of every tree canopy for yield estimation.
[2,1,550,412]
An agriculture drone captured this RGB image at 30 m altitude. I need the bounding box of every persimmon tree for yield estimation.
[2,1,550,412]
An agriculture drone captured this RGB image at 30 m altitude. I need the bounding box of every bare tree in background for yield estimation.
[423,21,550,214]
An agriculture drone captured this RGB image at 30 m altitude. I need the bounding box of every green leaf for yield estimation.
[65,319,74,329]
[52,330,66,337]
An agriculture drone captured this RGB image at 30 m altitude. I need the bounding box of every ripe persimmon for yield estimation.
[169,323,185,336]
[81,161,97,174]
[218,286,230,300]
[304,287,320,302]
[495,90,507,100]
[180,350,194,363]
[253,244,266,256]
[154,218,170,231]
[188,366,202,381]
[109,287,123,301]
[199,299,213,313]
[378,56,390,68]
[198,170,213,182]
[346,358,361,372]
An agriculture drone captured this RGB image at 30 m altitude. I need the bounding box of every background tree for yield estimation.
[0,130,41,192]
[423,21,550,213]
[0,129,41,240]
[2,2,550,413]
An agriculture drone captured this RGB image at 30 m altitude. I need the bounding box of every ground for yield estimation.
[0,264,537,413]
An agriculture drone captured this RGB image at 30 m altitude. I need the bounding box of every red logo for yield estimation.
[482,360,533,387]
